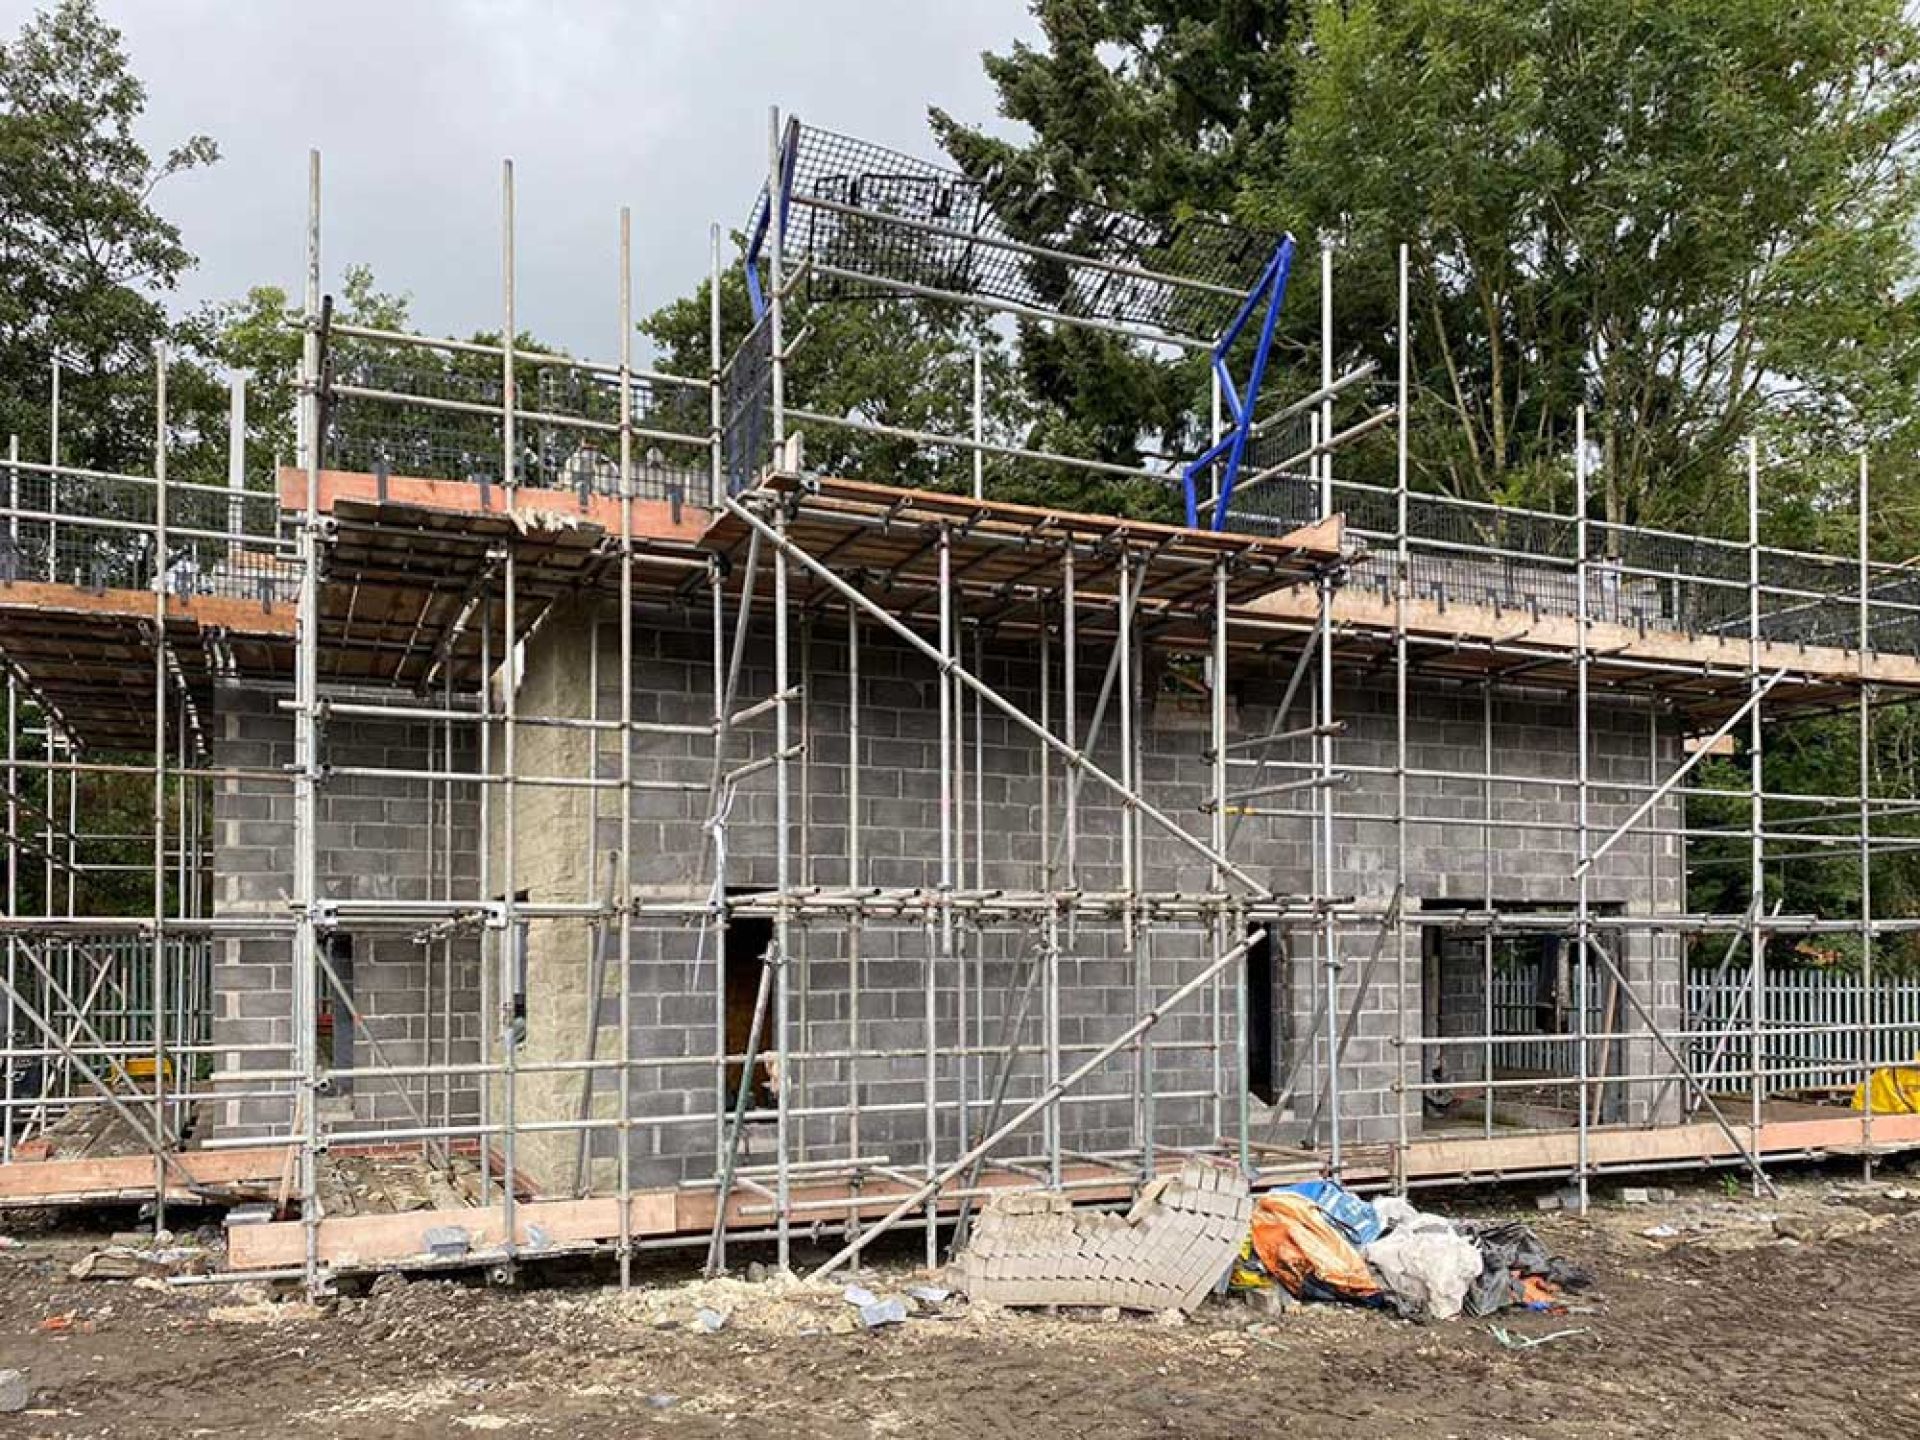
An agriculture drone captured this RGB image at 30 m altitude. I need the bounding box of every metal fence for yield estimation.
[1685,964,1920,1095]
[1,461,299,605]
[1481,961,1920,1095]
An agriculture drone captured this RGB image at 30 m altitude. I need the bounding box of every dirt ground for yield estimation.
[1,1162,1916,1439]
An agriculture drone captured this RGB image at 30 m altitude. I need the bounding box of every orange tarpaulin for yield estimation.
[1245,1191,1382,1304]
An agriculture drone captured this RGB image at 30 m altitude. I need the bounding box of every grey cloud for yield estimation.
[7,0,1034,358]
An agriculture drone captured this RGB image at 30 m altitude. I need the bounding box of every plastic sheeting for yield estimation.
[1852,1059,1920,1115]
[1274,1178,1385,1247]
[1362,1210,1483,1321]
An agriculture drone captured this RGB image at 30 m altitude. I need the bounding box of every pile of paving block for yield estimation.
[958,1158,1251,1313]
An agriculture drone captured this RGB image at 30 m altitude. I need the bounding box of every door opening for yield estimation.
[1246,923,1277,1104]
[723,902,776,1116]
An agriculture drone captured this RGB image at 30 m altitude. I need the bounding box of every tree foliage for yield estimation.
[0,0,216,471]
[1275,0,1920,536]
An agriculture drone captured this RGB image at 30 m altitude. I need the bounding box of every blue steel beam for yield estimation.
[1183,235,1297,529]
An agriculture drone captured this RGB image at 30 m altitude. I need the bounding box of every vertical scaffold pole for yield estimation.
[1746,436,1766,1190]
[933,523,954,1262]
[1063,546,1079,943]
[1858,450,1875,1174]
[971,632,986,1141]
[1212,557,1246,1171]
[3,478,14,1161]
[499,157,521,1263]
[1392,243,1410,1191]
[1039,594,1057,1178]
[151,339,170,1233]
[767,107,787,457]
[617,204,637,1287]
[709,223,724,510]
[971,340,984,501]
[1118,550,1144,1179]
[1208,371,1226,1147]
[477,597,494,1204]
[47,363,59,581]
[295,150,324,1288]
[847,602,863,1170]
[766,105,794,1273]
[1480,681,1494,1138]
[772,505,793,1271]
[1574,405,1592,1213]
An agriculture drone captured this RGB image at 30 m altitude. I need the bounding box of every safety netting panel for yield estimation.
[766,123,1280,341]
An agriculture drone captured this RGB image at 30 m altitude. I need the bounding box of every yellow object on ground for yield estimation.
[113,1056,175,1085]
[1851,1059,1920,1114]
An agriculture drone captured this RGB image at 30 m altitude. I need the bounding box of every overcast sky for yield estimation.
[3,0,1037,359]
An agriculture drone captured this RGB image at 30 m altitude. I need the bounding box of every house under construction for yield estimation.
[3,114,1918,1289]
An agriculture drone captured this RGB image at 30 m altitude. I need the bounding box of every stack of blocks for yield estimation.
[958,1159,1252,1313]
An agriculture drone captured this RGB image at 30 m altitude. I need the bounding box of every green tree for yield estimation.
[0,0,217,471]
[935,0,1920,540]
[1275,0,1920,534]
[929,0,1301,508]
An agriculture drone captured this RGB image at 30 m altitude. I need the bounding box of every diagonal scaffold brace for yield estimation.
[715,489,1319,1276]
[718,492,1295,903]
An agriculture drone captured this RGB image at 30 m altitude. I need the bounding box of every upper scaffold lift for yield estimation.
[737,115,1297,523]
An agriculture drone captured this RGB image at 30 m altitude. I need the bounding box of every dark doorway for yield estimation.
[723,904,776,1115]
[319,932,353,1095]
[1246,923,1277,1104]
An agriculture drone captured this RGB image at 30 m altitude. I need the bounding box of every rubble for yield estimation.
[857,1297,909,1328]
[1773,1208,1888,1244]
[69,1244,210,1281]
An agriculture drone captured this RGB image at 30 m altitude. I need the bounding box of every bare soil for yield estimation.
[1,1164,1915,1439]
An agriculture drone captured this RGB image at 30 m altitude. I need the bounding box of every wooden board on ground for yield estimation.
[227,1192,679,1270]
[0,1147,294,1206]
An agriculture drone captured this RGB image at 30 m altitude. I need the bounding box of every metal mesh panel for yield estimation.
[322,343,707,505]
[767,123,1279,340]
[0,465,293,604]
[724,317,773,494]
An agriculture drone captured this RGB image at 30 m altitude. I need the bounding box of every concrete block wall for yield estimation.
[1310,679,1686,1133]
[202,590,1687,1185]
[208,685,484,1142]
[519,598,1689,1191]
[619,608,1247,1190]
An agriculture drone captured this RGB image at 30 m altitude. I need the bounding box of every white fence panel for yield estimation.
[1686,965,1920,1094]
[1482,964,1920,1093]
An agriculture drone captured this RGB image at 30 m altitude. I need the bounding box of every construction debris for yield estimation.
[1227,1181,1591,1322]
[857,1297,909,1329]
[1238,1190,1384,1307]
[1489,1324,1590,1351]
[70,1244,211,1281]
[0,1370,26,1414]
[1362,1207,1483,1320]
[956,1159,1251,1313]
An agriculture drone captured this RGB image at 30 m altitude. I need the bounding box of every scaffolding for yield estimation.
[3,112,1920,1293]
